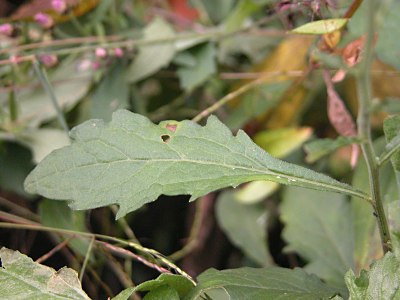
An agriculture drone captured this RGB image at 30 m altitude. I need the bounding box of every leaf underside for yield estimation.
[24,110,367,218]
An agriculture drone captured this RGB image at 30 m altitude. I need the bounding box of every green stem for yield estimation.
[356,0,391,253]
[169,198,205,261]
[32,59,69,135]
[8,89,17,122]
[377,135,400,166]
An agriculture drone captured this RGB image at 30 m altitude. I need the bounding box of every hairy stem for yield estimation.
[356,0,391,253]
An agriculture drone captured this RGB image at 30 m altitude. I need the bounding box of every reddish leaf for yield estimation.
[323,70,359,167]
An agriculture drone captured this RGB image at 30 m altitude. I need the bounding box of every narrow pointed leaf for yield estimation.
[24,110,368,218]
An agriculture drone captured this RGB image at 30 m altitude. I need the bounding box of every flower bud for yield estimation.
[34,13,54,28]
[52,0,67,13]
[0,23,13,36]
[114,48,124,58]
[95,47,107,58]
[39,54,58,68]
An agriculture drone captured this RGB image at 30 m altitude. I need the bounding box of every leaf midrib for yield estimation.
[27,157,369,201]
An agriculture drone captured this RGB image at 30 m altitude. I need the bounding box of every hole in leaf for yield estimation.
[161,134,170,143]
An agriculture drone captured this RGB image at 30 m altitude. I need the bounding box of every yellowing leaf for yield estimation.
[230,36,314,128]
[235,180,279,204]
[292,19,349,35]
[253,127,312,158]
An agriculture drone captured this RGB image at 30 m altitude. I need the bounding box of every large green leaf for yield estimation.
[216,190,272,266]
[187,267,342,299]
[91,62,129,121]
[281,187,354,290]
[176,42,216,91]
[127,18,176,83]
[24,110,368,218]
[345,252,400,300]
[0,247,90,300]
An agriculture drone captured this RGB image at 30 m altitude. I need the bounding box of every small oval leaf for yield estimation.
[292,19,348,35]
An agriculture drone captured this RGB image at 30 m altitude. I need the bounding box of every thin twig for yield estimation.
[344,0,364,18]
[98,241,171,275]
[100,247,135,289]
[35,237,73,264]
[169,197,208,261]
[32,58,69,135]
[0,222,196,284]
[0,35,122,55]
[219,70,305,80]
[0,211,40,225]
[79,236,95,282]
[86,265,114,298]
[0,196,40,222]
[192,77,266,123]
[110,206,140,243]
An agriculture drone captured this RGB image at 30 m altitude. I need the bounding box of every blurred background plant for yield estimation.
[1,0,400,299]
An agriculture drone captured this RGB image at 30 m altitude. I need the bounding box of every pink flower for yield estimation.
[52,0,67,13]
[39,54,58,67]
[95,47,107,58]
[114,48,124,58]
[0,23,13,36]
[34,13,54,28]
